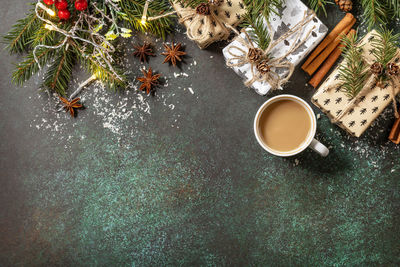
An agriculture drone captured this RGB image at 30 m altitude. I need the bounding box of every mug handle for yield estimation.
[309,139,329,157]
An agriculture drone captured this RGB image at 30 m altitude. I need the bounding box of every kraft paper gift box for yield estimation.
[222,0,328,95]
[172,0,247,49]
[312,30,400,137]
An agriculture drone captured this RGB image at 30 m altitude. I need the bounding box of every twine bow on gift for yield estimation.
[225,11,316,90]
[332,58,400,124]
[178,0,230,46]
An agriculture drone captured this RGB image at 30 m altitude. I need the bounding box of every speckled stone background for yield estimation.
[1,1,399,266]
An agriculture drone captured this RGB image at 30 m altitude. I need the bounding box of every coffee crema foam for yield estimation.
[258,99,311,152]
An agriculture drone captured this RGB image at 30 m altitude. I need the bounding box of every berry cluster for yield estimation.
[43,0,88,20]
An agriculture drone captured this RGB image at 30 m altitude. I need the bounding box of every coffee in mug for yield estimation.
[258,99,311,152]
[254,95,329,157]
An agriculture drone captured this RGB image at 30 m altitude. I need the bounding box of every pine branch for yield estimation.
[88,59,126,90]
[42,48,77,96]
[338,31,369,98]
[2,7,42,53]
[360,0,387,29]
[176,0,207,8]
[30,28,57,48]
[371,28,399,67]
[243,0,283,20]
[389,0,400,17]
[360,0,400,29]
[241,13,271,51]
[70,40,126,90]
[119,0,174,39]
[12,46,56,86]
[239,0,281,51]
[306,0,333,16]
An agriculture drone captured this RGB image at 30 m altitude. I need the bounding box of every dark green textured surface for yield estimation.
[0,1,399,266]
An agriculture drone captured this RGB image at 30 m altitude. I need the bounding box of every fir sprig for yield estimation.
[389,0,400,17]
[306,0,333,16]
[370,28,400,86]
[241,13,271,51]
[176,0,207,8]
[43,49,77,96]
[3,0,174,98]
[338,31,369,98]
[243,0,283,20]
[119,0,174,39]
[2,8,42,53]
[12,46,56,86]
[370,28,400,67]
[360,0,400,29]
[239,0,281,51]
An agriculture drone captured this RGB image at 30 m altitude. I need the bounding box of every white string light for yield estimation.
[33,0,123,85]
[37,2,56,17]
[148,10,177,21]
[140,0,177,25]
[34,0,177,102]
[44,24,56,31]
[141,0,150,25]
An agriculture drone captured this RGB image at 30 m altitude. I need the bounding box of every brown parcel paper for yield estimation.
[312,30,400,137]
[172,0,246,49]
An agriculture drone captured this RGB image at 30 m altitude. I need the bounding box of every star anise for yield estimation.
[161,42,186,66]
[137,67,161,94]
[59,96,83,117]
[133,43,155,62]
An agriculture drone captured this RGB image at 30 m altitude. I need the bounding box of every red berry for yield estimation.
[43,0,55,5]
[55,0,68,10]
[58,9,70,20]
[74,0,88,11]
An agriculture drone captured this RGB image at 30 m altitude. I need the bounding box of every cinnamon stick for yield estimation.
[389,113,400,144]
[303,18,356,76]
[309,29,356,88]
[302,13,355,70]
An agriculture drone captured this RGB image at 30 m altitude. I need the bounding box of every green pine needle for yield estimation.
[370,28,400,67]
[306,0,333,16]
[176,0,207,8]
[360,0,400,29]
[42,49,76,96]
[12,46,56,86]
[119,0,174,39]
[338,31,369,98]
[239,0,281,52]
[243,0,283,20]
[2,8,42,53]
[4,0,174,96]
[241,13,271,51]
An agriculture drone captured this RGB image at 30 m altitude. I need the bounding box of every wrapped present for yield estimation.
[172,0,246,49]
[312,30,400,137]
[222,0,328,95]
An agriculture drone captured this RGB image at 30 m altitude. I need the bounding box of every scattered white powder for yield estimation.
[173,72,189,78]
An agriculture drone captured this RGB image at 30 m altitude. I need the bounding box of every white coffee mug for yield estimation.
[254,94,329,157]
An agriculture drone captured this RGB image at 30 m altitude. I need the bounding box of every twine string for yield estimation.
[178,3,230,44]
[225,11,316,90]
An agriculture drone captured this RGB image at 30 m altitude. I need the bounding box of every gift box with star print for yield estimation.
[172,0,247,49]
[222,0,328,95]
[312,30,400,137]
